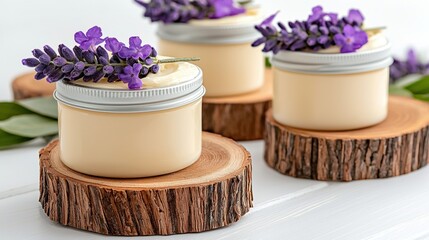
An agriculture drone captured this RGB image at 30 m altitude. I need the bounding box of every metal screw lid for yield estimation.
[271,42,393,74]
[54,66,205,113]
[157,21,261,44]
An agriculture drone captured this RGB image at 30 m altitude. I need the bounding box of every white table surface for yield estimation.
[2,1,429,239]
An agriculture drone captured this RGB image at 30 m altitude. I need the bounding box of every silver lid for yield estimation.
[54,67,205,113]
[157,21,260,44]
[271,42,393,74]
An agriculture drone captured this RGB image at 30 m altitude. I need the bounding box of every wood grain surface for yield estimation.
[39,132,253,236]
[264,96,429,181]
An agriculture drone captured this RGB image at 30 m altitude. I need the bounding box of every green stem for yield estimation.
[155,57,200,64]
[364,26,387,32]
[55,57,200,68]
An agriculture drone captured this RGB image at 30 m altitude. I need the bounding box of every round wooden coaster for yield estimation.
[202,68,272,141]
[264,96,429,181]
[39,132,253,236]
[12,72,55,100]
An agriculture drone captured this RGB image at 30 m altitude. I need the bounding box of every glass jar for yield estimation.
[54,66,205,178]
[271,43,393,131]
[157,18,264,97]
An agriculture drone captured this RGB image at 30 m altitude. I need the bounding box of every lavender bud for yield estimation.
[83,51,95,63]
[307,37,317,46]
[83,66,97,76]
[127,58,138,65]
[43,45,57,59]
[92,70,105,82]
[107,74,119,82]
[21,58,40,67]
[319,26,329,35]
[251,37,266,47]
[144,58,153,65]
[139,67,149,78]
[61,46,76,62]
[61,64,74,73]
[46,69,63,83]
[103,65,114,74]
[96,46,109,60]
[32,49,44,58]
[38,53,51,65]
[74,61,85,71]
[70,69,82,80]
[99,57,109,65]
[35,72,46,80]
[73,46,83,61]
[83,75,93,82]
[150,64,159,73]
[278,22,287,31]
[53,57,67,66]
[35,64,47,73]
[42,63,55,75]
[317,35,329,45]
[150,47,158,57]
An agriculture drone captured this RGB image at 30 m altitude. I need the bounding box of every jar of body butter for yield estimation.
[271,39,393,131]
[157,13,264,97]
[54,62,205,178]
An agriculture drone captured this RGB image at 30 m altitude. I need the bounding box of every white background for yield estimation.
[2,1,429,240]
[0,0,428,101]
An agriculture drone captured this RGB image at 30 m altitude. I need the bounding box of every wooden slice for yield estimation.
[202,68,273,141]
[39,132,253,236]
[264,96,429,181]
[12,72,55,100]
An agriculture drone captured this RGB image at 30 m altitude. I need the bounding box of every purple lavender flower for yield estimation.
[209,0,245,19]
[308,6,338,24]
[22,26,198,90]
[118,37,152,60]
[347,9,364,25]
[105,37,125,53]
[74,26,105,51]
[119,63,143,89]
[333,25,368,53]
[252,6,369,54]
[390,49,429,83]
[135,0,245,23]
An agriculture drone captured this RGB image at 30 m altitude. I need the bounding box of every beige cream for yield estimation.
[58,99,202,178]
[158,39,264,96]
[273,68,389,130]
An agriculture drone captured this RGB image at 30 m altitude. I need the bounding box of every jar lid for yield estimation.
[157,22,260,44]
[54,67,205,113]
[271,42,393,74]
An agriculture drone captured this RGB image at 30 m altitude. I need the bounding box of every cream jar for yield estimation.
[271,42,393,131]
[157,14,264,97]
[54,64,205,178]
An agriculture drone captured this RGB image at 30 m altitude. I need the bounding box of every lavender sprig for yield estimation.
[134,0,245,23]
[390,49,429,83]
[22,26,199,90]
[252,6,369,54]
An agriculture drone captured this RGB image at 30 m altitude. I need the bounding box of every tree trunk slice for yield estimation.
[12,72,56,100]
[264,96,429,181]
[202,68,273,141]
[39,132,253,236]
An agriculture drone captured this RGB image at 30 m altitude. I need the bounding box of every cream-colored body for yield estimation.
[272,68,389,130]
[58,99,202,178]
[158,39,264,97]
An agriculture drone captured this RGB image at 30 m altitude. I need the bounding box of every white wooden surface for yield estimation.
[2,0,429,239]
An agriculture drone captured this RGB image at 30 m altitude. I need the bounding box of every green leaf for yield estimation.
[413,93,429,102]
[0,129,33,150]
[265,56,272,68]
[0,102,34,121]
[404,75,429,94]
[0,114,58,138]
[16,97,58,119]
[389,85,413,97]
